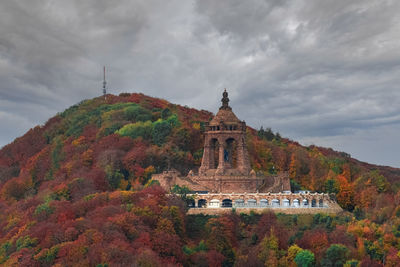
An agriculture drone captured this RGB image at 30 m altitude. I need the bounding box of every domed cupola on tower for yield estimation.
[199,89,251,176]
[209,90,242,129]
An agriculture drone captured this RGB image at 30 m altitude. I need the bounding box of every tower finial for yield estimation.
[220,88,231,110]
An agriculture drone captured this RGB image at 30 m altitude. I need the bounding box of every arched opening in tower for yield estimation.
[211,138,219,169]
[225,138,238,169]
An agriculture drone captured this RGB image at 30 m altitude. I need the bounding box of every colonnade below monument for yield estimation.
[186,192,337,209]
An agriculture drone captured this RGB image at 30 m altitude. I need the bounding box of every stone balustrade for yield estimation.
[186,192,338,209]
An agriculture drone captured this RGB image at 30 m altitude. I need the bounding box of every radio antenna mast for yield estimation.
[102,66,107,100]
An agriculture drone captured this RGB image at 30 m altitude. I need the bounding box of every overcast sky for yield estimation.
[1,0,400,167]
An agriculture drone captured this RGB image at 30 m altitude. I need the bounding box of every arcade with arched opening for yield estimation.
[222,199,233,208]
[187,194,332,210]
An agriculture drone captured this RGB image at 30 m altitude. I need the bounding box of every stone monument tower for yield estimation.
[199,90,251,176]
[153,89,291,194]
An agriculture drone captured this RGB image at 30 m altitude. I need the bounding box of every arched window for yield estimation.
[302,199,309,207]
[222,199,232,208]
[234,199,244,207]
[319,199,324,207]
[247,199,257,207]
[260,199,269,207]
[188,199,195,208]
[283,199,290,207]
[198,199,207,208]
[311,199,317,207]
[293,199,300,207]
[272,199,280,207]
[209,199,220,208]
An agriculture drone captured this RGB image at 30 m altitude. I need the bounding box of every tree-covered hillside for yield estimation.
[1,93,400,266]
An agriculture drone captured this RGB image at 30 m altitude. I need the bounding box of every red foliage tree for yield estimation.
[207,250,225,267]
[328,225,356,248]
[297,228,329,261]
[385,247,400,267]
[256,212,278,240]
[360,256,383,267]
[86,167,109,191]
[123,139,148,171]
[1,177,29,201]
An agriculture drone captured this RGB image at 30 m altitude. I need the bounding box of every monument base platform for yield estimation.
[152,170,291,193]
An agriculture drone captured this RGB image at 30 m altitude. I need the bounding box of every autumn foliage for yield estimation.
[1,92,400,265]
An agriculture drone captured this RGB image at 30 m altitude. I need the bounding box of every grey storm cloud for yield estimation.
[0,0,400,167]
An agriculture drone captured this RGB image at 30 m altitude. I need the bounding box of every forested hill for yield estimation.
[1,92,400,266]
